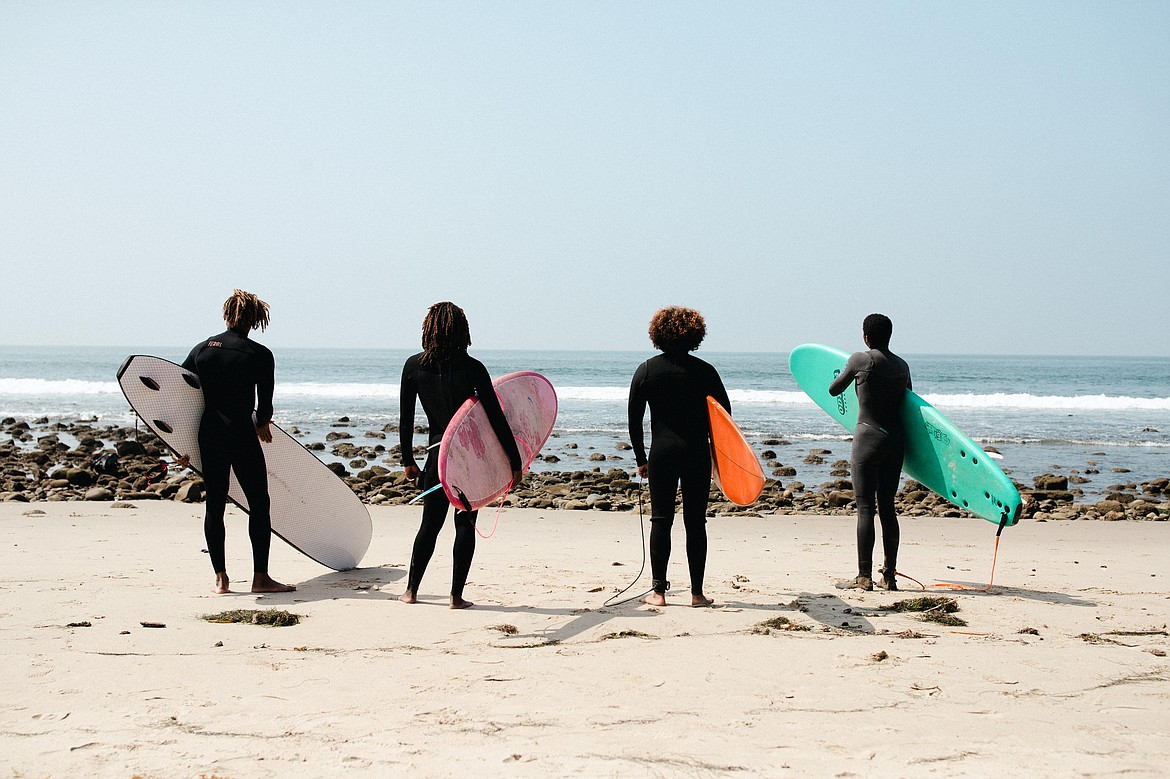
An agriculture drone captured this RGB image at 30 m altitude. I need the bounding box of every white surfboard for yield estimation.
[117,355,372,570]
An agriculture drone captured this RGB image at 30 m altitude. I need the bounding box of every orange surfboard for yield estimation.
[707,396,765,505]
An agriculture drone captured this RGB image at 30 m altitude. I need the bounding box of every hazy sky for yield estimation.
[2,2,1167,355]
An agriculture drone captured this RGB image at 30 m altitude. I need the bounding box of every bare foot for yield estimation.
[450,597,474,610]
[251,574,296,593]
[213,573,231,595]
[691,593,714,607]
[398,590,417,604]
[640,591,667,607]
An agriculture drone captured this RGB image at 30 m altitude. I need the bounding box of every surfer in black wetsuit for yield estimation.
[398,302,522,610]
[828,313,912,592]
[628,306,731,607]
[180,290,295,595]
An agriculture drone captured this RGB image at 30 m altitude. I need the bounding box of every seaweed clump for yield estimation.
[880,596,967,627]
[601,630,656,640]
[752,616,812,634]
[202,609,301,627]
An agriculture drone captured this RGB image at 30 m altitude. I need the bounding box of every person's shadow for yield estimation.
[471,594,663,645]
[253,565,406,604]
[785,591,877,633]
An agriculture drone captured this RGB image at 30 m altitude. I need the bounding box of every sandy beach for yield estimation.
[1,501,1167,778]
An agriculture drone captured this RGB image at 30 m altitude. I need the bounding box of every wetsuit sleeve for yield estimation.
[710,367,731,415]
[829,352,865,397]
[181,343,202,373]
[253,349,275,427]
[399,359,418,469]
[627,362,649,467]
[472,361,522,471]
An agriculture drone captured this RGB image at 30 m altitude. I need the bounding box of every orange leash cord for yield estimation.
[894,514,1009,593]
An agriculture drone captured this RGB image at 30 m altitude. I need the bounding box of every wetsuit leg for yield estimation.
[875,438,904,572]
[451,508,478,600]
[850,425,888,579]
[227,428,272,574]
[647,448,683,593]
[406,459,450,593]
[198,417,232,574]
[679,455,712,595]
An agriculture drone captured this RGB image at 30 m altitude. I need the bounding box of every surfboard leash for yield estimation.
[896,514,1010,593]
[475,436,535,540]
[603,475,654,608]
[932,514,1009,593]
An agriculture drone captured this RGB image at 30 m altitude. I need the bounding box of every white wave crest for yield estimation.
[0,378,120,396]
[279,382,400,398]
[921,392,1170,412]
[4,378,1167,414]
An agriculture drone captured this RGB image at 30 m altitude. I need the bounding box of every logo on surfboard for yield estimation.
[832,369,848,416]
[923,420,951,447]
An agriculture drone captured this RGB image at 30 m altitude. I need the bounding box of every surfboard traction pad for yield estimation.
[116,355,372,570]
[439,371,558,512]
[788,344,1022,527]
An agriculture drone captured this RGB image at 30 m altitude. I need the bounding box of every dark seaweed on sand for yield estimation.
[601,629,656,640]
[881,596,958,614]
[202,609,301,627]
[489,624,519,635]
[881,596,968,627]
[752,616,812,634]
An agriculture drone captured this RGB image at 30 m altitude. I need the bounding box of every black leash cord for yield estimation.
[603,476,654,608]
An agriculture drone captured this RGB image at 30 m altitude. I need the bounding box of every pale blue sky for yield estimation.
[2,2,1167,355]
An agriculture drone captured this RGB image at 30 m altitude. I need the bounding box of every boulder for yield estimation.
[1095,499,1124,514]
[176,481,205,502]
[1033,473,1068,491]
[826,490,853,508]
[1143,477,1169,495]
[64,468,95,487]
[84,487,114,501]
[116,440,148,457]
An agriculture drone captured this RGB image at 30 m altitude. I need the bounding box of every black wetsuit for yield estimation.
[399,351,521,599]
[829,348,912,579]
[628,351,730,595]
[182,329,275,575]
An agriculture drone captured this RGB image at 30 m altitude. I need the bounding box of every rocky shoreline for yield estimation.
[2,417,1167,523]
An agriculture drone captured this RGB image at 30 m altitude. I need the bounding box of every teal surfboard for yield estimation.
[788,343,1021,527]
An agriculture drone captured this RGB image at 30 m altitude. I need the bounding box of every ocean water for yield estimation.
[1,345,1168,496]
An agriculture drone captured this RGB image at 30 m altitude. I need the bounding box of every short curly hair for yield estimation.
[863,313,893,349]
[648,306,707,353]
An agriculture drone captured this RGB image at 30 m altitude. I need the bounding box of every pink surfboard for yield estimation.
[438,371,558,511]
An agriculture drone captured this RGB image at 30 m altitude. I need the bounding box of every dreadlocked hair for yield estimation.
[419,301,471,366]
[223,289,271,332]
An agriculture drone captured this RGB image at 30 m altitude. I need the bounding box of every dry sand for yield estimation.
[1,501,1167,778]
